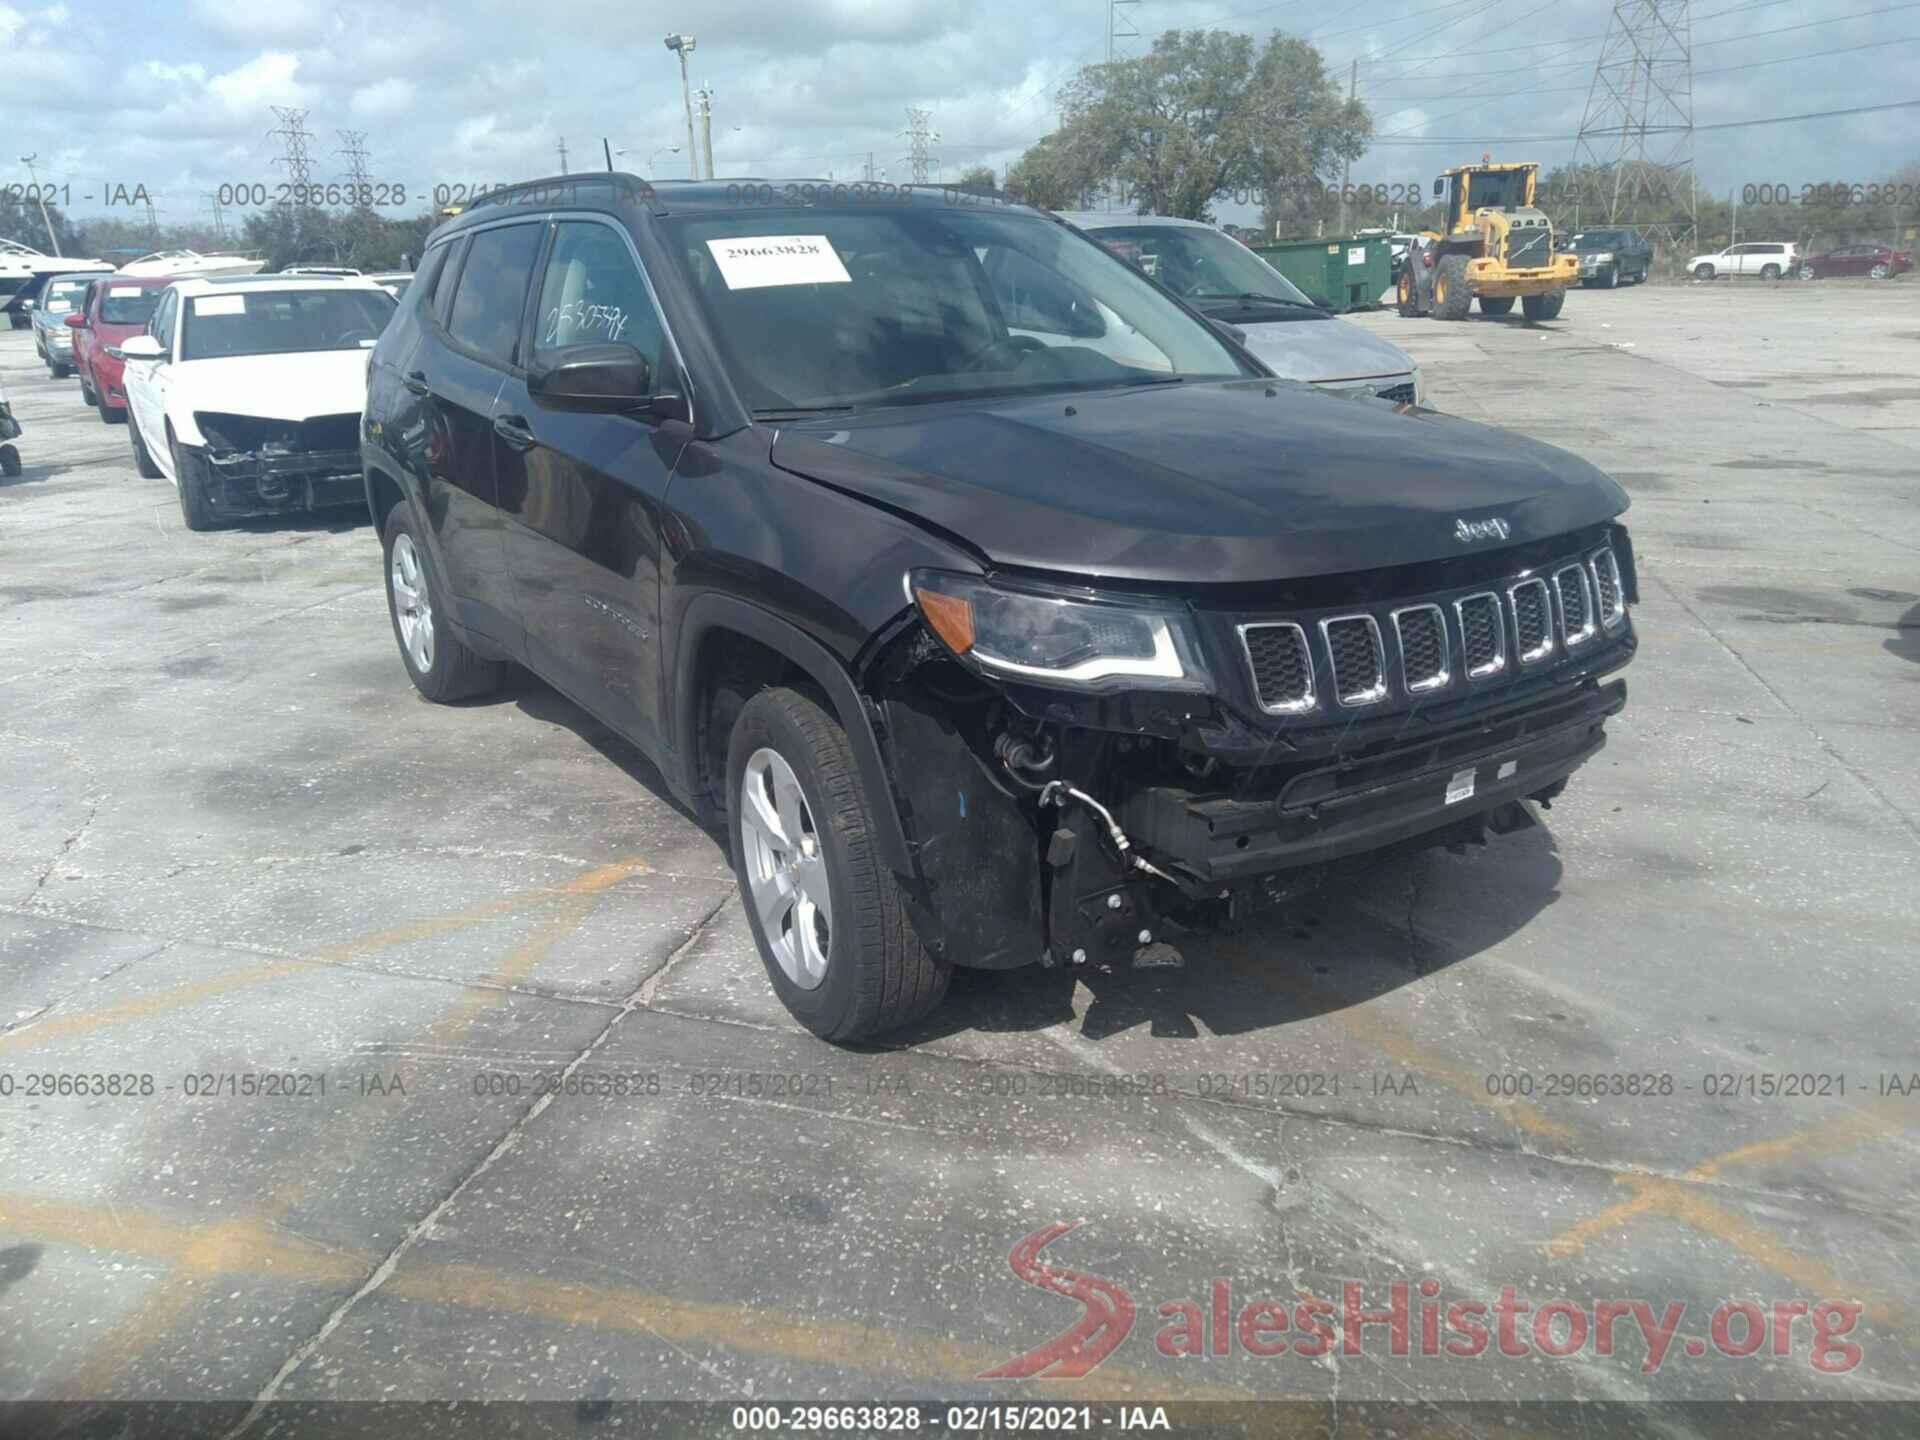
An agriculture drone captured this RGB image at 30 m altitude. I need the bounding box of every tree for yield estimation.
[0,189,82,256]
[1010,28,1369,220]
[953,164,998,194]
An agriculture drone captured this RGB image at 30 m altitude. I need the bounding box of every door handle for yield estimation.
[492,414,536,451]
[403,369,430,396]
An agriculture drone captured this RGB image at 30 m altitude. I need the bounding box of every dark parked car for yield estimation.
[1797,243,1913,280]
[362,176,1639,1041]
[1566,228,1652,288]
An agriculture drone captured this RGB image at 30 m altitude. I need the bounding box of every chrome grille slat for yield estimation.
[1320,614,1388,707]
[1509,578,1556,664]
[1589,545,1626,629]
[1238,621,1315,714]
[1555,563,1596,648]
[1391,603,1449,693]
[1454,591,1506,679]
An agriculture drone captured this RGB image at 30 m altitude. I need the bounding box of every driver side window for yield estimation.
[151,290,178,355]
[532,221,667,378]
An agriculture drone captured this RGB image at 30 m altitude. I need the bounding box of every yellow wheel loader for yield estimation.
[1397,160,1578,321]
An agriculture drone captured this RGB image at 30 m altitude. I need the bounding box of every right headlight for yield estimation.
[908,570,1211,693]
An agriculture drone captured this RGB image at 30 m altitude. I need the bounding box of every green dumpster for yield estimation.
[1251,235,1392,312]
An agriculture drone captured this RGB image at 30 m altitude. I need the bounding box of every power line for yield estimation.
[1363,95,1920,143]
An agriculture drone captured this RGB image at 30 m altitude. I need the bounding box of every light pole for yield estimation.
[616,145,682,179]
[18,155,61,256]
[664,34,700,179]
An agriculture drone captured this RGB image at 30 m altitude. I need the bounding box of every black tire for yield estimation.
[1603,265,1619,289]
[97,391,124,424]
[1396,265,1421,317]
[129,415,162,478]
[51,360,71,379]
[1478,296,1515,316]
[171,435,217,532]
[79,373,97,406]
[1693,263,1715,281]
[1521,289,1566,322]
[0,445,19,479]
[1760,264,1781,281]
[381,502,504,702]
[1432,255,1472,320]
[728,687,951,1042]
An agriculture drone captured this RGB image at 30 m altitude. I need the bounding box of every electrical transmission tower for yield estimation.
[337,129,373,197]
[1106,0,1140,63]
[268,106,315,191]
[1570,0,1697,250]
[203,191,228,241]
[901,108,937,184]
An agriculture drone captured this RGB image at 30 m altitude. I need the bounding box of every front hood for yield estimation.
[1231,314,1414,385]
[173,350,371,425]
[769,379,1628,585]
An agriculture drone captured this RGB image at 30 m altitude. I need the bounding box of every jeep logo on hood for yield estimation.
[1454,516,1512,544]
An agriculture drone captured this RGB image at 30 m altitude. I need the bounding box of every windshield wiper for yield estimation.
[752,405,853,420]
[1193,291,1326,310]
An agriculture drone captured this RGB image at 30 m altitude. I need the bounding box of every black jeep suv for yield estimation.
[362,176,1637,1041]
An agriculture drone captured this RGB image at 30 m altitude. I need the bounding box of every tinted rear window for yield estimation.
[445,223,543,366]
[99,285,163,326]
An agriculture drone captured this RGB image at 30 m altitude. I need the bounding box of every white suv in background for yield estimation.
[1687,242,1799,281]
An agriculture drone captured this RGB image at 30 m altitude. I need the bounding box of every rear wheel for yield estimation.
[1432,255,1472,320]
[1799,264,1817,281]
[1759,263,1782,281]
[1693,263,1716,280]
[1522,289,1566,321]
[128,415,162,478]
[382,503,504,702]
[1478,295,1515,315]
[728,687,950,1042]
[1396,265,1420,317]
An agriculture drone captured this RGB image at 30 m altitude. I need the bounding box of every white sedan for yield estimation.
[119,276,396,530]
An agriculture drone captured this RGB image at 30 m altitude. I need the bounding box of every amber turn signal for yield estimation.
[913,585,975,655]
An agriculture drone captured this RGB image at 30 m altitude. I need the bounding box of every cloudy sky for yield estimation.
[4,0,1915,235]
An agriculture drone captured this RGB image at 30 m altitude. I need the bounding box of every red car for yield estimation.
[1796,243,1914,280]
[67,274,173,423]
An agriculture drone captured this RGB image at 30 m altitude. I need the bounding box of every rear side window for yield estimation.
[445,223,543,367]
[531,221,666,369]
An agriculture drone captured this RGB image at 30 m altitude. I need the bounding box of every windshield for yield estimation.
[1462,169,1528,210]
[99,284,163,325]
[180,287,395,361]
[43,277,92,311]
[658,206,1252,413]
[1090,224,1315,307]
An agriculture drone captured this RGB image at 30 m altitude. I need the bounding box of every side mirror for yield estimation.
[120,335,165,362]
[1433,178,1445,197]
[65,312,87,329]
[528,343,652,412]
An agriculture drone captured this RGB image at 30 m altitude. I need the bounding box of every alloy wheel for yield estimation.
[390,533,434,673]
[739,747,833,990]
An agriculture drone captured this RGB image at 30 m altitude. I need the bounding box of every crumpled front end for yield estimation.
[864,523,1638,973]
[183,411,365,518]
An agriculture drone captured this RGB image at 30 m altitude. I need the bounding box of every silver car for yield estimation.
[1060,212,1424,405]
[30,272,98,378]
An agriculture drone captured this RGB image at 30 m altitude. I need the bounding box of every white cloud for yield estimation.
[350,77,415,120]
[188,0,328,43]
[207,51,309,109]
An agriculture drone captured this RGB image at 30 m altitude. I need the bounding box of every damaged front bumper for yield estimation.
[869,526,1638,972]
[178,441,364,518]
[179,413,366,519]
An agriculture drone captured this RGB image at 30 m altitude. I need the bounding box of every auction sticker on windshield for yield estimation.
[705,235,851,290]
[192,294,246,316]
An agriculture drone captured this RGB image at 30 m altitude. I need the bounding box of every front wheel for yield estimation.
[1799,265,1817,281]
[171,436,217,532]
[729,687,950,1042]
[1396,266,1420,317]
[1432,255,1472,320]
[1603,266,1619,289]
[129,416,162,478]
[1478,295,1515,315]
[1870,262,1891,280]
[1693,263,1715,280]
[79,373,97,406]
[382,503,504,702]
[1521,289,1566,321]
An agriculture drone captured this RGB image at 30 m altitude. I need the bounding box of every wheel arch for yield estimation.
[673,592,917,880]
